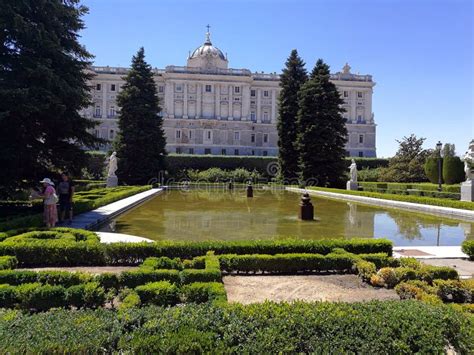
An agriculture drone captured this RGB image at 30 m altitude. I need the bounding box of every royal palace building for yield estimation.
[81,29,377,157]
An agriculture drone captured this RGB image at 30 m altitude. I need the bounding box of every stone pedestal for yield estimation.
[346,181,358,191]
[299,193,314,220]
[461,180,474,202]
[106,175,118,188]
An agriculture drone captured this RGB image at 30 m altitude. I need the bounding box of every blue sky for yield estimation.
[80,0,473,157]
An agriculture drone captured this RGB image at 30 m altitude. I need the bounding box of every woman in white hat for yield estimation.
[38,178,58,228]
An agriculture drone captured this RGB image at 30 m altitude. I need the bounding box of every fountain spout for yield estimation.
[246,181,253,198]
[299,192,314,220]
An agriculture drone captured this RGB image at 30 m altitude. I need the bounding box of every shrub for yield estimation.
[140,256,183,270]
[0,270,91,287]
[372,267,398,288]
[0,256,17,270]
[434,279,473,303]
[135,281,179,306]
[95,273,119,290]
[398,257,422,270]
[66,282,106,309]
[461,240,474,260]
[118,291,141,311]
[424,156,440,184]
[119,270,180,289]
[181,282,227,304]
[16,283,67,311]
[0,284,17,308]
[354,260,376,282]
[418,266,459,284]
[180,253,222,283]
[395,282,425,300]
[443,156,464,184]
[394,267,418,283]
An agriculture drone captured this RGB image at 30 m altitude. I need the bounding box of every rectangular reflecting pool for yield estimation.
[99,189,474,246]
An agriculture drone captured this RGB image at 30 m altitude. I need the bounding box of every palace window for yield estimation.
[96,84,101,91]
[359,134,364,143]
[188,130,193,139]
[252,150,255,156]
[263,150,268,156]
[176,147,182,154]
[189,148,194,154]
[251,89,256,97]
[94,130,100,138]
[234,86,240,93]
[234,131,240,141]
[206,130,212,140]
[158,86,164,93]
[250,111,256,121]
[109,130,115,140]
[204,148,211,155]
[251,134,255,143]
[263,90,269,97]
[176,130,181,139]
[95,106,101,117]
[358,151,364,157]
[263,112,269,122]
[234,149,239,156]
[263,134,268,143]
[357,91,363,98]
[111,84,116,92]
[109,106,115,117]
[221,149,227,155]
[205,84,212,93]
[176,84,183,92]
[343,91,348,98]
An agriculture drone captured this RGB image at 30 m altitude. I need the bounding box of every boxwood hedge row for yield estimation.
[462,240,474,260]
[0,302,471,353]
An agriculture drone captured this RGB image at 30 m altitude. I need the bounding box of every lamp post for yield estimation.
[436,141,442,192]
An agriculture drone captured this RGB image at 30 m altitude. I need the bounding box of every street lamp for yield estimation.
[436,141,442,192]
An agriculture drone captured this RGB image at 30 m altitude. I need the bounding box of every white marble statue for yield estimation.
[107,151,118,177]
[349,159,358,182]
[462,141,474,182]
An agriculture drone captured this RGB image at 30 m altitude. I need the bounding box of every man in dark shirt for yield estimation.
[57,172,75,224]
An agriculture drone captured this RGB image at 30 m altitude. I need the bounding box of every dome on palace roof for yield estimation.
[187,27,228,69]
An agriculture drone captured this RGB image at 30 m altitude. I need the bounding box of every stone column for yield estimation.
[166,82,174,118]
[196,83,201,119]
[101,82,107,118]
[256,88,261,123]
[228,84,233,120]
[242,84,250,120]
[351,89,356,121]
[183,83,188,119]
[271,89,276,123]
[215,84,220,119]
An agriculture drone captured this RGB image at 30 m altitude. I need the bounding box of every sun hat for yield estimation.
[39,178,55,186]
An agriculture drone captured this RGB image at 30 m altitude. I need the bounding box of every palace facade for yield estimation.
[82,29,376,157]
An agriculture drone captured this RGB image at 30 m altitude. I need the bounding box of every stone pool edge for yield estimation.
[69,187,164,232]
[286,187,474,222]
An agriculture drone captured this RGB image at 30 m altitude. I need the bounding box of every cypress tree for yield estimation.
[0,0,99,197]
[114,47,167,185]
[277,50,307,181]
[296,59,347,187]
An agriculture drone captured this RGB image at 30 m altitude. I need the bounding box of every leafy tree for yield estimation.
[381,135,429,182]
[0,0,99,197]
[114,47,166,185]
[277,50,307,181]
[296,59,347,187]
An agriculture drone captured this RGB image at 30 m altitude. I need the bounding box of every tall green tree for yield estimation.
[296,59,347,187]
[277,49,307,181]
[381,134,429,182]
[0,0,99,197]
[114,47,166,185]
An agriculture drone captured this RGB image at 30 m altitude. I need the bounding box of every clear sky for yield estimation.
[80,0,473,157]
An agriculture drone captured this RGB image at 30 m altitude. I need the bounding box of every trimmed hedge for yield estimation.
[358,182,461,199]
[0,302,471,353]
[0,270,92,287]
[396,279,474,304]
[181,282,227,304]
[135,281,179,306]
[0,256,17,270]
[461,240,474,260]
[308,186,474,210]
[118,270,181,289]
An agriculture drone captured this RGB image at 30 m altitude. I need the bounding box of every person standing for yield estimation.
[38,178,58,228]
[57,172,75,224]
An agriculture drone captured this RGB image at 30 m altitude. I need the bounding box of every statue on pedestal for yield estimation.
[106,152,118,187]
[347,159,358,191]
[460,140,474,201]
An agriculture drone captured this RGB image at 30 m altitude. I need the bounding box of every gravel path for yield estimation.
[224,274,399,304]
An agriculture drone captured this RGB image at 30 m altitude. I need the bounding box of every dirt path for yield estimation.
[224,274,398,304]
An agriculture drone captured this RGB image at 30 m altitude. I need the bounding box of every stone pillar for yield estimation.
[271,89,276,123]
[228,84,233,120]
[256,88,261,123]
[183,83,188,119]
[101,82,107,118]
[196,83,201,118]
[351,90,357,121]
[166,82,174,118]
[215,84,220,119]
[242,84,250,120]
